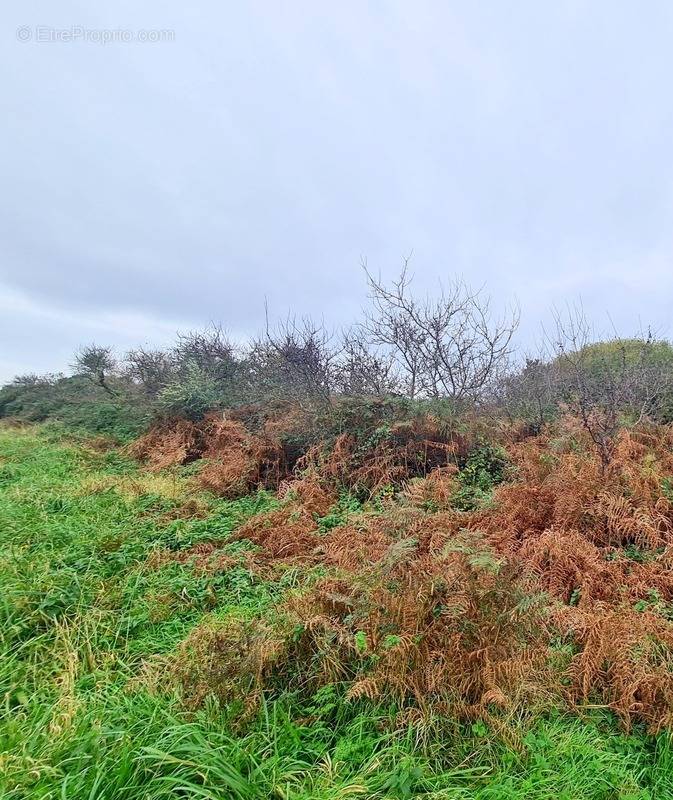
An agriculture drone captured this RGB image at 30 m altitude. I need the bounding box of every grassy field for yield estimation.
[1,423,672,799]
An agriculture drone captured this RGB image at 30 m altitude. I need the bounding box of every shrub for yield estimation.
[0,374,149,440]
[452,441,509,510]
[156,365,222,421]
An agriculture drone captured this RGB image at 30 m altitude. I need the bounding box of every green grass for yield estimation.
[0,424,671,799]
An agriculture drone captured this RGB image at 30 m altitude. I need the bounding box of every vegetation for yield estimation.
[4,273,673,796]
[3,273,673,452]
[1,415,673,798]
[0,375,150,441]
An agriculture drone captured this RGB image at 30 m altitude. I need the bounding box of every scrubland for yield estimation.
[4,275,673,797]
[2,413,673,799]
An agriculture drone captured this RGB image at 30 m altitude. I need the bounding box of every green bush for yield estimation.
[453,440,509,510]
[156,363,222,421]
[0,375,149,440]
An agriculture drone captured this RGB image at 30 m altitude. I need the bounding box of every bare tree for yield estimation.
[362,258,519,401]
[334,328,399,397]
[73,345,117,395]
[248,309,337,406]
[125,347,175,396]
[173,325,237,384]
[495,355,556,434]
[10,373,60,389]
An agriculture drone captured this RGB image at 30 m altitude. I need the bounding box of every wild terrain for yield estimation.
[1,415,673,799]
[3,281,673,797]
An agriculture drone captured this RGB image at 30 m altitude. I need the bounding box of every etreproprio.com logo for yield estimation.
[16,25,175,44]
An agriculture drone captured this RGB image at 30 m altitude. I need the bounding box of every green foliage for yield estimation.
[156,363,223,421]
[452,441,510,511]
[320,395,412,441]
[661,476,673,504]
[317,492,363,532]
[0,374,149,440]
[459,441,509,490]
[577,338,673,372]
[558,338,673,425]
[323,395,468,444]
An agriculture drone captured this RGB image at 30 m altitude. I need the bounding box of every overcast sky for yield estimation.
[2,1,673,383]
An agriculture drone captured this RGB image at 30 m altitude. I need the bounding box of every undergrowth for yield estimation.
[1,423,672,798]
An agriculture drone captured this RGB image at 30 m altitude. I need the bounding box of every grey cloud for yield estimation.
[2,0,673,382]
